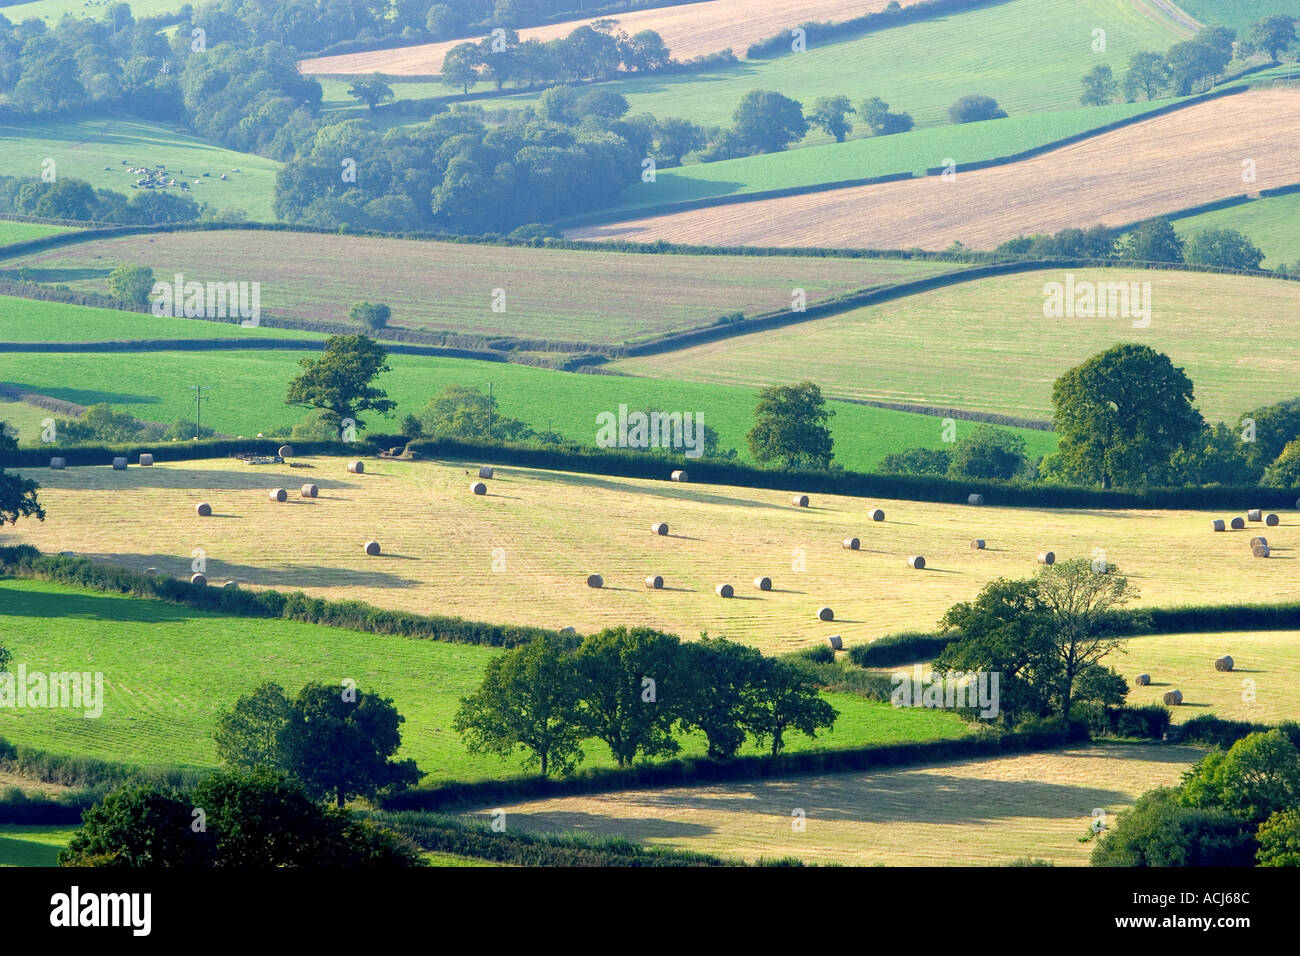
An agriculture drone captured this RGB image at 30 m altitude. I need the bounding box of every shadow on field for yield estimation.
[82,552,425,590]
[1,266,111,283]
[493,810,718,842]
[1,583,207,623]
[521,470,791,511]
[52,467,365,493]
[4,382,158,406]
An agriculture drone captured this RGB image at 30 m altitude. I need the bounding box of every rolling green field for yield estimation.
[0,0,188,24]
[0,118,278,221]
[1173,192,1300,270]
[1174,0,1300,32]
[455,0,1188,141]
[616,268,1300,423]
[0,222,73,246]
[0,827,79,868]
[0,296,324,344]
[0,347,1057,468]
[0,578,972,777]
[0,230,959,345]
[598,100,1184,213]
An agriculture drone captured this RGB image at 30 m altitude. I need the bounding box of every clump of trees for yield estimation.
[454,627,837,775]
[403,384,535,442]
[0,419,43,529]
[0,175,201,226]
[947,94,1006,124]
[747,381,835,470]
[880,425,1032,481]
[996,218,1268,273]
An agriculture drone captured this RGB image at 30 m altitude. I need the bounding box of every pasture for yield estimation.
[0,296,322,344]
[472,742,1205,865]
[6,457,1296,652]
[0,222,72,246]
[568,90,1300,249]
[0,230,958,345]
[0,827,80,868]
[1174,0,1300,32]
[0,0,187,24]
[1172,191,1300,271]
[615,267,1300,423]
[0,578,969,775]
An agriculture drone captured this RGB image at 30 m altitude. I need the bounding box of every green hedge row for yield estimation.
[1173,715,1300,750]
[7,439,368,467]
[0,788,90,825]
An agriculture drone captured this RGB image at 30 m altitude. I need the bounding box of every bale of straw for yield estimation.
[1214,655,1234,671]
[670,470,687,482]
[869,508,885,522]
[347,460,365,474]
[112,457,127,470]
[139,453,154,466]
[1247,509,1262,522]
[842,537,860,550]
[269,488,287,502]
[1037,551,1055,565]
[715,583,734,598]
[559,626,577,635]
[754,576,772,591]
[301,484,318,498]
[145,568,157,575]
[1211,519,1226,532]
[49,457,65,470]
[1231,517,1246,530]
[222,581,237,588]
[1252,544,1271,558]
[195,503,212,516]
[968,493,984,506]
[645,575,663,589]
[1163,689,1183,706]
[586,574,603,589]
[1266,513,1279,526]
[364,541,381,556]
[190,573,207,587]
[651,522,668,536]
[792,494,809,507]
[471,481,487,495]
[818,606,834,621]
[827,635,843,651]
[971,539,986,550]
[1295,497,1300,510]
[1135,673,1150,686]
[1250,536,1268,547]
[478,466,494,479]
[278,445,294,458]
[908,555,926,569]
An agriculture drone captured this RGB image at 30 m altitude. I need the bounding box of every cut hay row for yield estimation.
[567,90,1300,250]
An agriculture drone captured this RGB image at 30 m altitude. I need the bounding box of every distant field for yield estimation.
[0,578,969,775]
[0,222,72,246]
[1173,191,1300,271]
[0,296,323,344]
[0,230,959,344]
[475,742,1204,865]
[0,347,1056,469]
[1173,0,1300,32]
[7,458,1296,651]
[301,0,911,76]
[0,827,79,868]
[453,0,1188,141]
[0,398,60,444]
[569,90,1300,248]
[0,118,278,221]
[616,268,1300,423]
[0,0,187,23]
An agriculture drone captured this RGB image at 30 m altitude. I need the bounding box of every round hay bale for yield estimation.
[347,460,365,474]
[869,508,885,522]
[301,483,318,498]
[278,445,294,458]
[190,573,207,587]
[112,457,127,470]
[195,502,212,516]
[971,539,986,550]
[1163,689,1183,706]
[1211,519,1226,532]
[364,541,381,556]
[478,465,494,479]
[907,555,926,570]
[1037,551,1055,565]
[1230,516,1246,530]
[670,470,688,482]
[138,453,154,466]
[817,606,834,621]
[145,568,158,575]
[715,583,734,598]
[49,457,65,470]
[1214,655,1234,672]
[559,626,577,635]
[222,581,237,589]
[842,537,860,550]
[269,488,287,502]
[586,574,603,589]
[645,575,664,589]
[1250,536,1268,547]
[1295,497,1300,510]
[471,481,487,495]
[58,551,75,557]
[754,576,772,591]
[651,522,668,536]
[1247,509,1262,522]
[1135,673,1150,686]
[827,635,843,651]
[1265,513,1279,526]
[968,493,984,506]
[1252,544,1271,558]
[792,494,809,507]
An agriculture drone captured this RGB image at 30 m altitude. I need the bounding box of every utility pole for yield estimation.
[188,385,210,437]
[487,382,493,441]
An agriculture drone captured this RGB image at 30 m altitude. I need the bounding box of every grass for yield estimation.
[467,742,1205,865]
[0,230,959,345]
[7,457,1297,652]
[0,222,73,246]
[1173,191,1300,271]
[0,117,278,221]
[1174,0,1300,32]
[0,296,324,344]
[0,347,1057,469]
[452,0,1188,140]
[615,267,1300,423]
[0,0,188,23]
[0,399,58,444]
[0,826,80,868]
[0,577,971,776]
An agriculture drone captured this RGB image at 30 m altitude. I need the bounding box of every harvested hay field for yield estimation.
[472,743,1204,865]
[9,457,1299,654]
[1,230,954,345]
[300,0,908,76]
[568,90,1300,249]
[614,268,1300,422]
